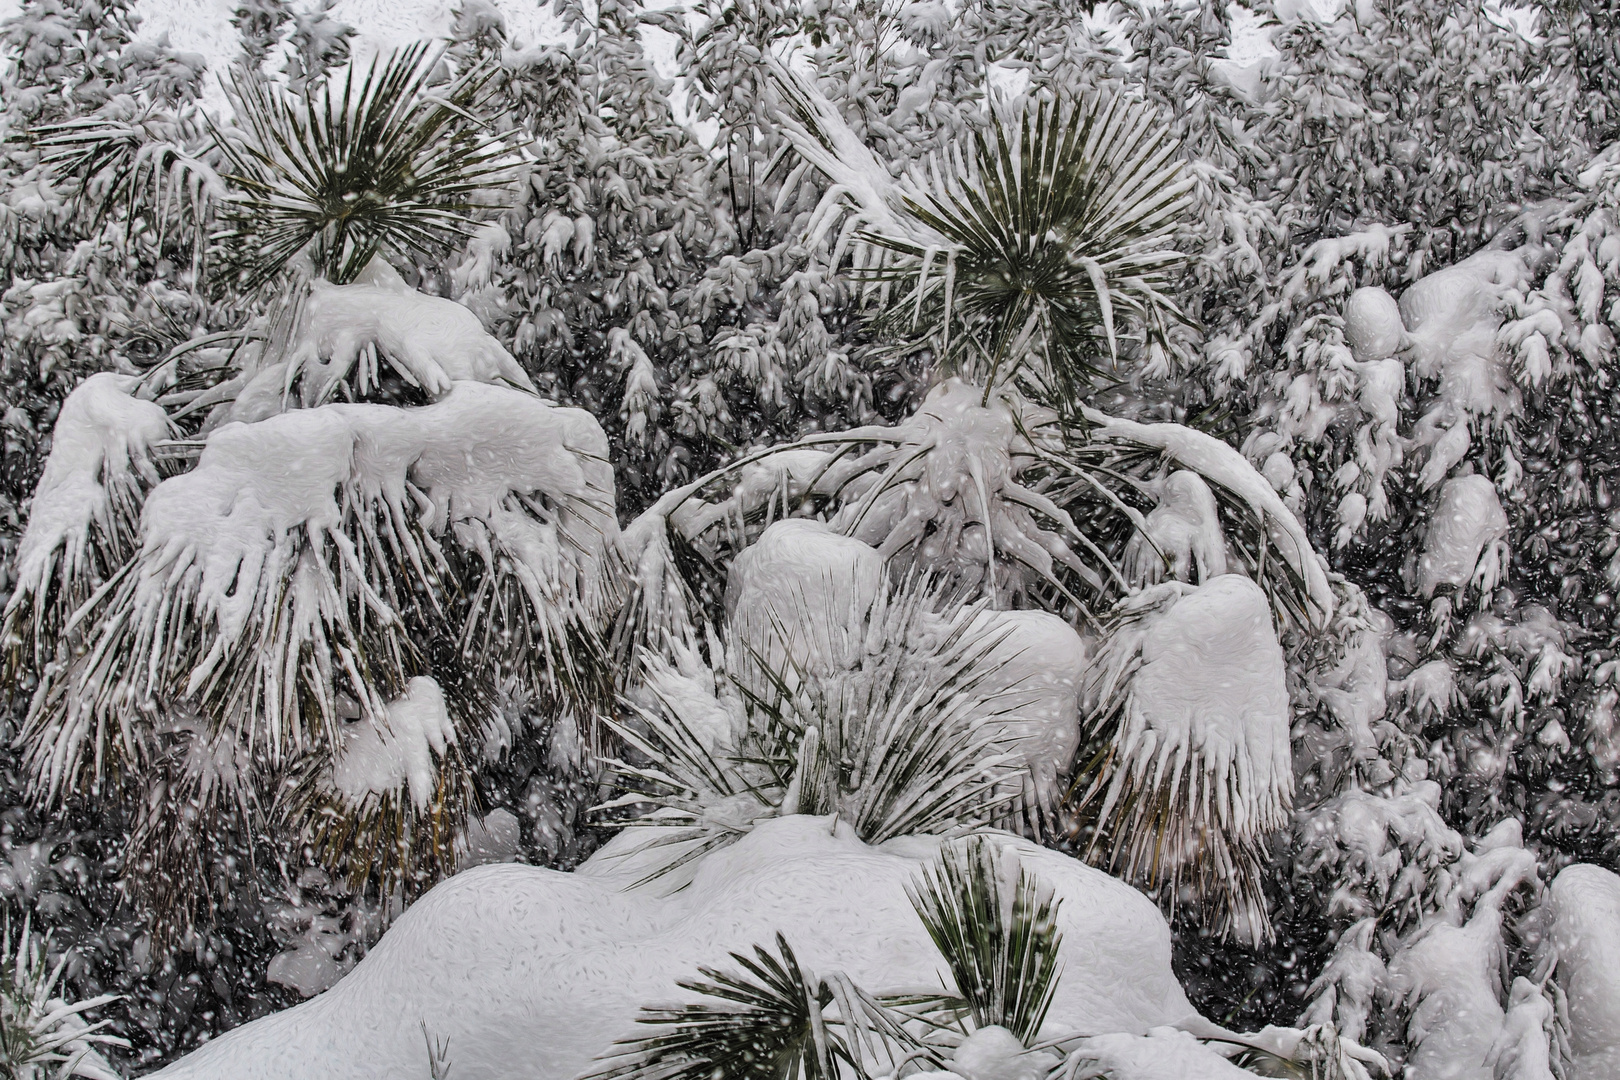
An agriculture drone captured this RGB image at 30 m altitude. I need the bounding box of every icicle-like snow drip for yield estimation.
[1122,470,1228,585]
[1075,575,1292,943]
[1550,864,1620,1080]
[1419,473,1509,600]
[20,382,617,799]
[1,373,171,663]
[1082,407,1334,629]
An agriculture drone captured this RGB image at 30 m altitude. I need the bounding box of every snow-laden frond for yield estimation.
[1070,575,1293,944]
[30,100,223,245]
[19,381,619,801]
[1080,406,1335,631]
[0,918,127,1080]
[0,373,172,673]
[213,43,511,291]
[769,61,1193,417]
[230,274,536,418]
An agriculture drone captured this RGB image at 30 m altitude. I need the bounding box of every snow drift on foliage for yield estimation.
[231,277,537,421]
[1419,473,1509,599]
[1,373,170,655]
[1078,575,1292,943]
[726,518,886,683]
[1122,470,1228,585]
[20,380,616,798]
[1551,863,1620,1080]
[327,675,457,810]
[148,815,1203,1080]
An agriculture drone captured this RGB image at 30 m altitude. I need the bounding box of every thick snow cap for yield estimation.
[1343,286,1405,363]
[1551,863,1620,1080]
[148,816,1201,1080]
[726,518,886,681]
[1419,473,1508,598]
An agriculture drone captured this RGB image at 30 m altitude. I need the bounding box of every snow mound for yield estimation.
[1063,1029,1256,1079]
[726,518,885,681]
[148,816,1201,1080]
[1419,474,1509,598]
[960,608,1088,821]
[1343,285,1406,363]
[1551,863,1620,1080]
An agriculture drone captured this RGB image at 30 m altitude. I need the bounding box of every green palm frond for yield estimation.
[212,43,511,290]
[769,60,1192,420]
[906,837,1063,1046]
[862,95,1192,415]
[587,933,933,1080]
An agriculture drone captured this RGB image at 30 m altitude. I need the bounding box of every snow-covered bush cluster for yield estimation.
[2,0,1620,1076]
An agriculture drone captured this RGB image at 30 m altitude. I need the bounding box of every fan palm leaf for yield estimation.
[865,96,1191,410]
[29,104,223,247]
[906,837,1063,1047]
[586,933,931,1080]
[212,43,511,291]
[769,61,1193,418]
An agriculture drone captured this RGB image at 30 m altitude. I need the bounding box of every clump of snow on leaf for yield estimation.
[1077,575,1292,943]
[21,379,617,799]
[328,676,457,811]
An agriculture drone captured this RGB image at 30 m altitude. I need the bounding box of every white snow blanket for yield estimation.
[149,816,1202,1080]
[961,608,1088,817]
[1551,863,1620,1080]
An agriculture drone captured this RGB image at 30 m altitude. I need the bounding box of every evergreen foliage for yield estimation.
[0,0,1617,1073]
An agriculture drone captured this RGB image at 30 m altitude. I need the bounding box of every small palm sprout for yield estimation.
[213,42,511,290]
[0,920,126,1080]
[597,577,1022,886]
[770,60,1193,418]
[587,933,933,1080]
[906,836,1063,1047]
